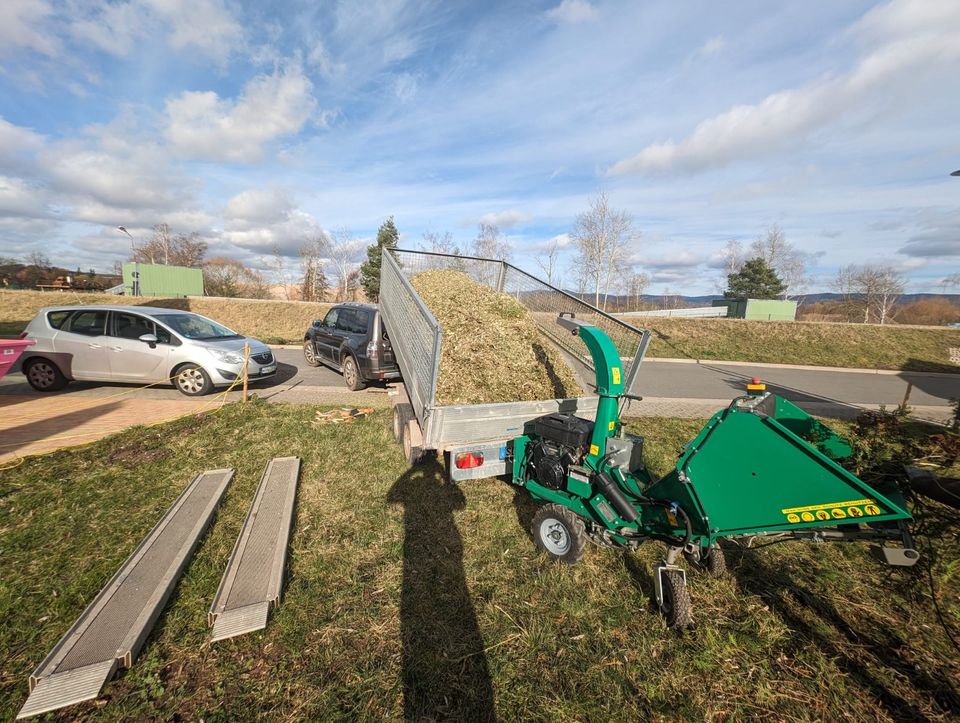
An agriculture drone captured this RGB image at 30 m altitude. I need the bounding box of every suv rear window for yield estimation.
[47,310,70,329]
[335,309,370,335]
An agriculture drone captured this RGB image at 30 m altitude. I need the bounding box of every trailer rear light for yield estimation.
[366,340,378,360]
[18,331,28,339]
[455,452,484,469]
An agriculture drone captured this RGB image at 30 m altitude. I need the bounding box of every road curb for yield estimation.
[643,357,959,378]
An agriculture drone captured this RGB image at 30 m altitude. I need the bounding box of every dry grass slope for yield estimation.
[0,290,330,344]
[410,270,582,404]
[3,289,958,372]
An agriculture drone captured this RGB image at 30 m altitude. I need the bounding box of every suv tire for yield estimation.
[303,339,321,367]
[342,355,366,391]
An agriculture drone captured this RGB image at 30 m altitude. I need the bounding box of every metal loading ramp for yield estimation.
[18,469,234,720]
[209,457,300,642]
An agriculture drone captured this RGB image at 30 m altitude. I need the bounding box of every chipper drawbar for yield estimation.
[512,314,918,627]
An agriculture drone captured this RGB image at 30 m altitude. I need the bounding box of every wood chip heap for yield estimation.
[410,270,583,405]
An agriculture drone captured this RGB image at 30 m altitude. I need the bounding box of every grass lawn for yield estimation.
[1,403,958,720]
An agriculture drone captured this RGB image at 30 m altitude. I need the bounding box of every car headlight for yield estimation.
[207,348,245,364]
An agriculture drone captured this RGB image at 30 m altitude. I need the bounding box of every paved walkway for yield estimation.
[0,394,206,463]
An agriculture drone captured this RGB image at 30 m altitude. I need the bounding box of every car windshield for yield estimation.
[153,313,240,340]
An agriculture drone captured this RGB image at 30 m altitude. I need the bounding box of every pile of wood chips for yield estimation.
[410,270,583,405]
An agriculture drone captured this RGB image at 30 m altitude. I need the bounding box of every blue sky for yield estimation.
[0,0,958,294]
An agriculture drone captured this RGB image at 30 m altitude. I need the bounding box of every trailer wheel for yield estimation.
[401,420,423,466]
[531,504,586,565]
[660,569,692,629]
[392,403,412,442]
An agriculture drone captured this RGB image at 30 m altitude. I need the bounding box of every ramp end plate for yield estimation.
[18,660,116,719]
[210,602,270,642]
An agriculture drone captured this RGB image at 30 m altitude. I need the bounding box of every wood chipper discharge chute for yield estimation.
[511,314,918,627]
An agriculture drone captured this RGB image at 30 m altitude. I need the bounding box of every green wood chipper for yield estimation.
[512,314,918,627]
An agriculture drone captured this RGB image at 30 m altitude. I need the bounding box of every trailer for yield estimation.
[379,249,650,480]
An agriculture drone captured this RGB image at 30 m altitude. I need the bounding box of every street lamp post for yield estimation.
[117,226,140,296]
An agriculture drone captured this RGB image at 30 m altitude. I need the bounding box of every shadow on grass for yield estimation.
[728,547,960,719]
[387,461,496,721]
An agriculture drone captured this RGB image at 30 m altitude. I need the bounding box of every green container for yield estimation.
[713,298,797,320]
[122,263,204,297]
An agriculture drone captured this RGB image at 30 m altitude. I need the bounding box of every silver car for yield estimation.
[17,305,277,396]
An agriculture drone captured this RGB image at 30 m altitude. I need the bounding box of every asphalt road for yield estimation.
[1,347,956,413]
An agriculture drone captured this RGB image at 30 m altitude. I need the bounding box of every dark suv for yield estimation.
[303,303,400,390]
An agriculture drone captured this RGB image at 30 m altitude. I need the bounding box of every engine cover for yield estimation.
[530,413,593,451]
[530,441,570,490]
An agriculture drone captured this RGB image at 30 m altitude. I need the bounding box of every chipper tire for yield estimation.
[685,546,727,578]
[660,569,693,629]
[532,504,586,565]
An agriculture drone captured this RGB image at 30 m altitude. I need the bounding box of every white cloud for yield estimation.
[70,1,143,57]
[144,0,243,65]
[608,0,960,176]
[545,0,597,24]
[478,209,531,228]
[393,73,419,102]
[224,188,296,227]
[222,189,323,256]
[0,117,45,167]
[697,35,725,56]
[164,65,318,162]
[0,176,50,218]
[0,0,58,59]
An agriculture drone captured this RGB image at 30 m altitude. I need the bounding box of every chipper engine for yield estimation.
[512,313,919,627]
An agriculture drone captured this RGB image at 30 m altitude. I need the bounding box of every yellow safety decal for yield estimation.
[786,513,800,523]
[801,511,815,522]
[830,508,847,519]
[815,510,830,521]
[589,444,599,456]
[864,504,881,516]
[781,499,874,515]
[612,367,621,385]
[665,509,678,527]
[608,421,616,431]
[847,506,864,518]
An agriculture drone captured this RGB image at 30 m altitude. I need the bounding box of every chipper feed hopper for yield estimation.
[513,314,918,627]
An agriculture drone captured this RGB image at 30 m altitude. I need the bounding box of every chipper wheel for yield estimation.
[659,569,693,629]
[684,545,727,578]
[531,504,586,565]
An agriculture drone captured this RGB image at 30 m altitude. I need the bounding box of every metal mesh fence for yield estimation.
[379,251,441,420]
[389,249,649,392]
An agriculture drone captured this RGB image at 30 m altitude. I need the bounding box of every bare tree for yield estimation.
[535,237,563,286]
[472,223,511,261]
[571,191,637,310]
[299,234,330,302]
[714,239,744,293]
[839,264,905,324]
[627,271,650,311]
[130,223,207,267]
[266,243,291,300]
[750,225,807,299]
[942,272,960,294]
[203,257,270,298]
[328,228,363,301]
[422,230,455,254]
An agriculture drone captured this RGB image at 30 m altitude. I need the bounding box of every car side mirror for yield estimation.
[139,333,158,348]
[312,320,321,328]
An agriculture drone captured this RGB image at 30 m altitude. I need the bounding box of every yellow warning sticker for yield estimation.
[608,420,616,431]
[847,506,864,518]
[781,499,874,515]
[612,367,621,385]
[864,504,881,516]
[801,511,815,522]
[786,513,801,523]
[831,508,847,519]
[815,510,830,521]
[589,444,599,455]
